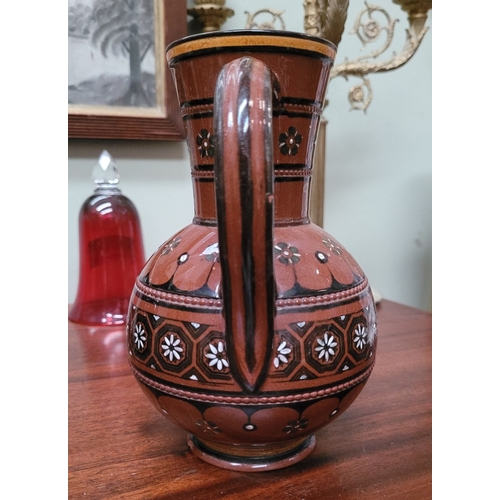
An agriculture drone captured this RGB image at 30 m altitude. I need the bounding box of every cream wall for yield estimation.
[68,0,432,311]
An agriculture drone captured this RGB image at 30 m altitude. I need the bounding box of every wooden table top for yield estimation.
[68,299,432,499]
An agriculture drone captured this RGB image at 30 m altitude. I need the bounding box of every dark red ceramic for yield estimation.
[126,30,378,471]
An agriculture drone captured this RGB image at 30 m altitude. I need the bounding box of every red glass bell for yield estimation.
[69,151,146,326]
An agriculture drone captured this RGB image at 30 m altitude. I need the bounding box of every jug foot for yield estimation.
[187,434,316,472]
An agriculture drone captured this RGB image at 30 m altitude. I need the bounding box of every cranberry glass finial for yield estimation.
[69,151,146,326]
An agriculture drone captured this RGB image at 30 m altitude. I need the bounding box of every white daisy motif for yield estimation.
[315,332,337,362]
[205,341,229,371]
[274,242,301,265]
[274,341,292,368]
[161,333,184,362]
[133,324,146,351]
[354,324,368,350]
[195,419,221,434]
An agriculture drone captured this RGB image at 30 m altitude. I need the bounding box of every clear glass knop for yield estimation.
[92,150,120,188]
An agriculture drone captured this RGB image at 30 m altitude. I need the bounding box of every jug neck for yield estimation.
[186,107,323,226]
[190,170,314,227]
[168,31,336,226]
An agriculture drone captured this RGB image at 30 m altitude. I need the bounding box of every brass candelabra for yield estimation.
[303,0,431,226]
[304,0,432,112]
[187,0,234,32]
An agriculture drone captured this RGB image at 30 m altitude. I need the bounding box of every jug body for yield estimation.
[127,31,377,471]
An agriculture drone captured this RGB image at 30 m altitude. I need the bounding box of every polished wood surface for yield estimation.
[68,300,431,499]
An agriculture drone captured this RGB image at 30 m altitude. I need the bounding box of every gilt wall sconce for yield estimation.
[244,9,287,30]
[304,0,432,226]
[304,0,431,112]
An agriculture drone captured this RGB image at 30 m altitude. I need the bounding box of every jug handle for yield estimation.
[214,57,275,394]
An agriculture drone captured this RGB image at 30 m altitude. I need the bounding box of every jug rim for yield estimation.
[166,29,337,65]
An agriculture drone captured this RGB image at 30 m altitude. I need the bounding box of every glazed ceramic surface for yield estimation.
[127,30,377,471]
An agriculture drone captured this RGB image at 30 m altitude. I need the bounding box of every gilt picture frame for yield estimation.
[68,0,186,140]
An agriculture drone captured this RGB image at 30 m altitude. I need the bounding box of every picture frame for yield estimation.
[68,0,186,141]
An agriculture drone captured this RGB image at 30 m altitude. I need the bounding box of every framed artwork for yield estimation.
[68,0,186,140]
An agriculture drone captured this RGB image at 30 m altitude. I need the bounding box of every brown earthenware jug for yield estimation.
[127,30,377,471]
